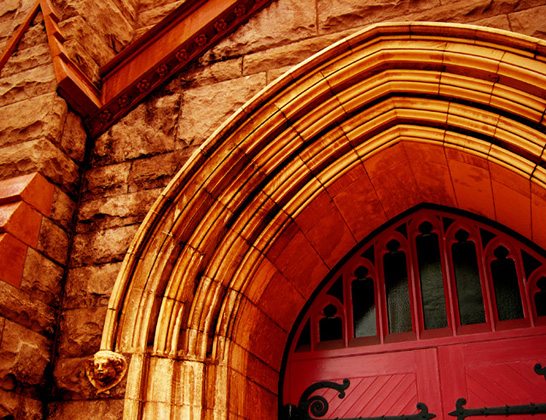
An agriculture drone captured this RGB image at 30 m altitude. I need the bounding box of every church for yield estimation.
[1,0,546,419]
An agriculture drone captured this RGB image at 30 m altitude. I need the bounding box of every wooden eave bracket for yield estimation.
[0,0,273,138]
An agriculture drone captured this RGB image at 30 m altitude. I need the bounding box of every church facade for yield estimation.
[1,0,546,419]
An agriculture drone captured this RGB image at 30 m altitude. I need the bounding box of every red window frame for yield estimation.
[288,206,546,356]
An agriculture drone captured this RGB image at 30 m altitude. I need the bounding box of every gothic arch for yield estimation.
[100,22,546,419]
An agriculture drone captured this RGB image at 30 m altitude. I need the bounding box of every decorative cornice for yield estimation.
[0,0,274,137]
[88,0,273,137]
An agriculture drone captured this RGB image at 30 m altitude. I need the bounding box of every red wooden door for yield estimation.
[281,207,546,420]
[284,332,546,420]
[439,335,546,420]
[286,348,443,419]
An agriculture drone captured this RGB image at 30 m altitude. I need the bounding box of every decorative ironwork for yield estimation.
[283,379,436,420]
[448,363,546,420]
[534,363,546,380]
[448,398,546,420]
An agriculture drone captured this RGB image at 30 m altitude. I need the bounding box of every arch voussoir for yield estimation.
[100,23,546,420]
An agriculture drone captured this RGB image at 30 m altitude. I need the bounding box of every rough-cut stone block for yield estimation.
[0,389,42,420]
[136,1,185,30]
[0,232,27,288]
[212,0,317,59]
[0,389,18,419]
[59,0,135,49]
[60,38,101,86]
[0,43,52,78]
[77,189,161,233]
[0,64,57,107]
[243,31,351,76]
[59,111,87,164]
[0,201,42,247]
[7,16,47,58]
[177,74,266,147]
[50,187,77,230]
[92,94,180,165]
[509,5,546,38]
[0,139,80,195]
[20,247,63,307]
[127,152,184,192]
[36,217,69,265]
[52,0,135,83]
[64,262,122,309]
[70,224,139,267]
[0,280,56,335]
[0,319,50,386]
[57,307,107,358]
[0,0,19,21]
[0,93,67,147]
[183,56,243,87]
[472,14,511,30]
[83,161,131,199]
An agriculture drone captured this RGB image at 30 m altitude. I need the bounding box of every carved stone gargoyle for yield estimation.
[85,350,127,394]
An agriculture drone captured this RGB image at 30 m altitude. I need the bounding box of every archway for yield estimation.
[99,22,546,419]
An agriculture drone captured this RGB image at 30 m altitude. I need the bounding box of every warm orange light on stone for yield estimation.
[0,232,28,288]
[98,23,546,419]
[0,173,54,288]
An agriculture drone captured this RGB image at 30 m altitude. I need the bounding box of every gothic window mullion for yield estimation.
[447,222,489,333]
[475,227,497,331]
[530,271,546,323]
[439,217,458,335]
[411,217,450,338]
[381,232,415,341]
[349,260,380,345]
[407,221,425,340]
[288,206,546,358]
[486,239,528,329]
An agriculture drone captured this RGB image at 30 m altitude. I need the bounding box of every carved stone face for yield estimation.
[93,355,117,382]
[85,350,127,394]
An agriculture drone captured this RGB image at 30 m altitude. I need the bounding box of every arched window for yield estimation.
[289,207,546,353]
[282,206,546,420]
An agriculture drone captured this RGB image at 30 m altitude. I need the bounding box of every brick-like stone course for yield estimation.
[0,6,86,420]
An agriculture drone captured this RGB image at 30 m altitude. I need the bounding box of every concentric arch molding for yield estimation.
[100,22,546,420]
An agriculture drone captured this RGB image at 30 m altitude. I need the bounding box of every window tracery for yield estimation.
[293,207,546,352]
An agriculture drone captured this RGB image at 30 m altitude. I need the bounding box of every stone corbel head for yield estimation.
[85,350,127,394]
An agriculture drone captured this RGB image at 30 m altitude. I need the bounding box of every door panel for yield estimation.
[446,335,546,420]
[286,348,442,419]
[285,335,546,420]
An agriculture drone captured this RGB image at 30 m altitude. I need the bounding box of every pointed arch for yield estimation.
[101,22,546,419]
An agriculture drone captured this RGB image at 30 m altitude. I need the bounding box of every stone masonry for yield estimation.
[1,0,546,418]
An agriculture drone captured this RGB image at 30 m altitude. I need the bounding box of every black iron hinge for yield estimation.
[448,363,546,420]
[282,378,436,420]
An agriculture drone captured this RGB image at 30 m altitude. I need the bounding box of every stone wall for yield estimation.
[0,7,87,420]
[52,0,546,416]
[51,0,546,417]
[2,0,546,418]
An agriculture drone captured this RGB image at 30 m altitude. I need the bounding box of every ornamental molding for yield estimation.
[0,0,274,137]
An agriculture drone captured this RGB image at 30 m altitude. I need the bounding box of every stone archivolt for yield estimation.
[99,23,546,419]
